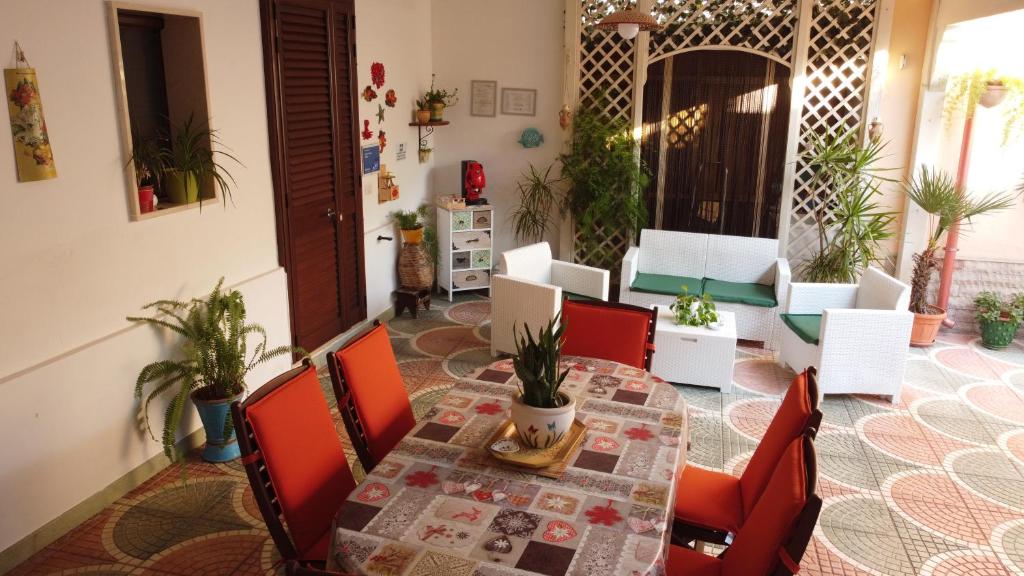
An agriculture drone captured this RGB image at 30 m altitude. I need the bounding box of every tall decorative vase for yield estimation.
[192,391,243,462]
[398,227,433,291]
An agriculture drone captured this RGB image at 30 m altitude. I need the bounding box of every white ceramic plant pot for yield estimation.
[510,392,575,449]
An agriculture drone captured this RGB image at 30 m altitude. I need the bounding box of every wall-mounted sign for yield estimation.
[501,87,537,116]
[362,144,380,174]
[471,80,497,117]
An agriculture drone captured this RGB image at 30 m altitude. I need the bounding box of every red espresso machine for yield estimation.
[461,160,488,205]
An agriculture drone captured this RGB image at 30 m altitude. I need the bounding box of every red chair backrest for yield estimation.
[560,300,658,370]
[233,361,356,560]
[738,368,820,515]
[722,433,816,576]
[327,321,416,471]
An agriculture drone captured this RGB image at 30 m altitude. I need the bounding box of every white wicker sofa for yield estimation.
[778,266,913,405]
[620,229,790,347]
[491,242,609,356]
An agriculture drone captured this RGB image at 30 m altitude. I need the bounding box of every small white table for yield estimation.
[650,309,736,391]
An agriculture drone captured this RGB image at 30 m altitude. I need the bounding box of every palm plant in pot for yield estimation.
[158,114,241,206]
[974,292,1024,350]
[903,166,1018,346]
[128,278,302,463]
[510,315,573,449]
[390,204,435,291]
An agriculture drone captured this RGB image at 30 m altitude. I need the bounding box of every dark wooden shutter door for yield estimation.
[264,0,366,353]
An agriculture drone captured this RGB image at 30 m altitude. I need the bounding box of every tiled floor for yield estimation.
[8,295,1024,575]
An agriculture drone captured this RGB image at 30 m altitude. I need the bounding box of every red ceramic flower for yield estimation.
[362,85,378,102]
[585,500,622,526]
[624,425,654,442]
[385,89,397,108]
[404,469,439,488]
[370,62,385,89]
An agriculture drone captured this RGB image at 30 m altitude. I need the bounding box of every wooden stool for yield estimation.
[394,288,431,319]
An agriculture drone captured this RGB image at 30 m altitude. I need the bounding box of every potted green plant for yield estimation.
[559,101,650,270]
[903,166,1018,346]
[510,315,573,449]
[127,135,163,214]
[670,286,719,327]
[158,114,241,206]
[128,278,302,463]
[391,204,434,291]
[799,129,897,283]
[974,292,1024,349]
[423,74,458,122]
[944,70,1024,144]
[414,100,432,125]
[511,163,562,244]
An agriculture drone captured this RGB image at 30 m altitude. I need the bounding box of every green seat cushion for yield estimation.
[630,273,703,296]
[564,291,598,302]
[703,279,778,308]
[781,314,822,345]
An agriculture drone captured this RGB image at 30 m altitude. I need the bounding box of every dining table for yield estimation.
[328,355,689,576]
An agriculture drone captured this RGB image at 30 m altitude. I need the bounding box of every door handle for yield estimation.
[326,207,343,222]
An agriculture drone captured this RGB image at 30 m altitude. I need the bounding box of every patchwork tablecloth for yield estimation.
[329,356,688,576]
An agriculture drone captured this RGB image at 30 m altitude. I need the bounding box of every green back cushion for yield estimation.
[564,291,598,302]
[781,314,822,345]
[630,273,703,296]
[703,279,777,308]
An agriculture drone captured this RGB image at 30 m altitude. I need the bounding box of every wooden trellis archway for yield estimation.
[561,0,892,274]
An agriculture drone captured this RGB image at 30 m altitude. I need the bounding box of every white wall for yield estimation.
[0,0,436,556]
[356,0,435,318]
[430,0,565,259]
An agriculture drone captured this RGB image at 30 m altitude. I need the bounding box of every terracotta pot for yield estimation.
[910,306,946,347]
[510,392,575,449]
[415,109,431,124]
[980,81,1008,109]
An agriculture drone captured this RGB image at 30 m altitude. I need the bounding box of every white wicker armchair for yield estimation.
[778,266,913,405]
[490,242,609,356]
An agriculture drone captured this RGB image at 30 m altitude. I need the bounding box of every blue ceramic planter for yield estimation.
[193,392,242,462]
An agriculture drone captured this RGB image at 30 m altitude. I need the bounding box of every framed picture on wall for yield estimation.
[470,80,497,117]
[501,88,537,116]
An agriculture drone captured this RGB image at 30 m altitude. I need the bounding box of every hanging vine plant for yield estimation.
[943,70,1024,144]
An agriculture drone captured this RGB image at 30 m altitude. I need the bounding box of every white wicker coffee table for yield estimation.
[650,309,736,391]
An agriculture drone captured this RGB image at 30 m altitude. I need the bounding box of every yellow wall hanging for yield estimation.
[5,42,57,182]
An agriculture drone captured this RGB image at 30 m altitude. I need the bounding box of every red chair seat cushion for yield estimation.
[722,437,808,576]
[335,324,416,463]
[674,466,744,533]
[561,300,650,369]
[245,366,357,560]
[667,544,722,576]
[739,372,812,514]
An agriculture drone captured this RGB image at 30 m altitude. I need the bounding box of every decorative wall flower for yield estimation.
[370,62,386,89]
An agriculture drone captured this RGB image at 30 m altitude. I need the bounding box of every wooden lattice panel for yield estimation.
[786,0,878,266]
[579,0,637,122]
[572,223,632,275]
[649,0,797,64]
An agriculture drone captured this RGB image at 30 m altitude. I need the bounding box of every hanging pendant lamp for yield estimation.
[596,8,662,40]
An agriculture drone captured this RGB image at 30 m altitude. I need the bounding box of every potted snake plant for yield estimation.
[510,315,574,449]
[128,278,302,463]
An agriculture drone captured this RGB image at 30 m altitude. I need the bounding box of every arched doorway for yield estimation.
[641,49,792,239]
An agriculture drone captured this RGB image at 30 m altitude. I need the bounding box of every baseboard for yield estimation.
[0,429,207,574]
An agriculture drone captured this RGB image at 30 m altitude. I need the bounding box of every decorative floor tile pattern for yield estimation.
[8,298,1024,575]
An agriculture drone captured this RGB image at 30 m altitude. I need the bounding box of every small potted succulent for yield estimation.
[414,99,432,124]
[670,286,719,328]
[423,74,458,122]
[974,291,1024,349]
[510,315,574,449]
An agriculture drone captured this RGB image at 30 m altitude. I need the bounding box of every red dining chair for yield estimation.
[232,359,357,566]
[667,431,822,576]
[672,367,822,547]
[560,299,658,370]
[326,320,416,472]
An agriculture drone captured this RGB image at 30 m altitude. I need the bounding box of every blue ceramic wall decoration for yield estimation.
[518,127,544,149]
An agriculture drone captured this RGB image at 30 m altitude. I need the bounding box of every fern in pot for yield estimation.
[510,315,574,449]
[128,279,302,463]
